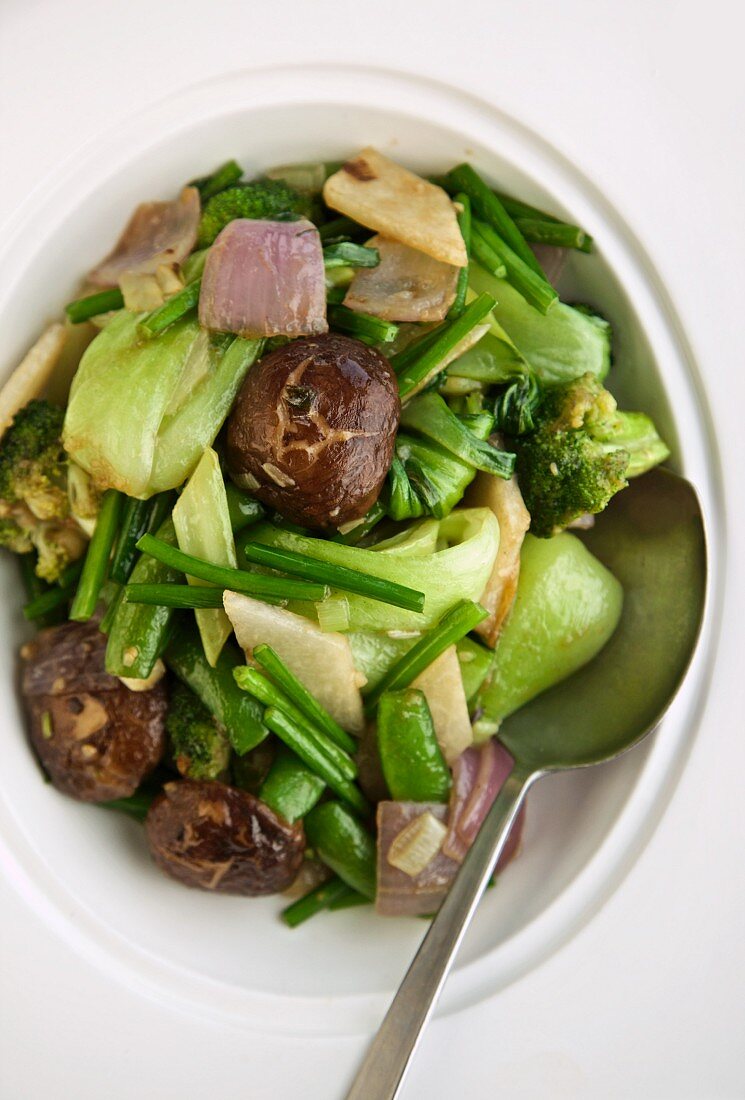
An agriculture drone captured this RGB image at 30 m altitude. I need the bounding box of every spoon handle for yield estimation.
[345,765,536,1100]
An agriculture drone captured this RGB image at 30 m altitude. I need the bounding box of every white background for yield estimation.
[1,1,744,1097]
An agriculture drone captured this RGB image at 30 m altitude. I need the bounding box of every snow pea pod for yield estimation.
[259,746,325,824]
[377,690,451,803]
[304,802,376,900]
[165,622,267,755]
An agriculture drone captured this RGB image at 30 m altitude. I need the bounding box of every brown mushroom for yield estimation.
[225,333,400,530]
[20,620,167,802]
[145,780,305,895]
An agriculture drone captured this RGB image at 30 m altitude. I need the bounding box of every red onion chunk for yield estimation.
[530,244,567,290]
[376,802,460,917]
[344,235,458,323]
[88,187,200,288]
[199,219,328,339]
[442,741,523,865]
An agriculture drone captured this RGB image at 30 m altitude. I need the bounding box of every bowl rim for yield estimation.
[0,62,726,1037]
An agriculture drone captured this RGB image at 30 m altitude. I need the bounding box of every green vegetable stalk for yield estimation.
[249,508,499,633]
[472,533,623,739]
[172,447,237,667]
[259,745,326,824]
[63,312,263,498]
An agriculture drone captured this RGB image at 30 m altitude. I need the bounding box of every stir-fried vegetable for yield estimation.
[6,144,671,928]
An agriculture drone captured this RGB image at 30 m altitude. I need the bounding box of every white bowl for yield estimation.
[0,65,723,1036]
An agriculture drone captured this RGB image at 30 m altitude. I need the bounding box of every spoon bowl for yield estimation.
[347,468,707,1100]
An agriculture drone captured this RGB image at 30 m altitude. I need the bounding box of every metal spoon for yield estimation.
[346,468,707,1100]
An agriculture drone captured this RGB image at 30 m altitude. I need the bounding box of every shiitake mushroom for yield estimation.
[145,779,305,895]
[226,333,400,530]
[20,620,167,802]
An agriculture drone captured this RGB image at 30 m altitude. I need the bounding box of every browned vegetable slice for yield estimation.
[323,149,467,268]
[88,187,200,288]
[226,333,400,530]
[20,620,167,801]
[145,780,306,895]
[343,236,459,323]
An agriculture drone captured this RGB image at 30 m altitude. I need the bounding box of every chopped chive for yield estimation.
[70,489,124,622]
[472,221,558,314]
[262,706,368,816]
[363,599,488,712]
[110,497,156,585]
[124,584,228,609]
[281,877,354,927]
[240,541,425,613]
[138,278,202,338]
[513,217,592,253]
[446,164,545,278]
[135,534,328,602]
[395,292,496,398]
[389,328,445,376]
[327,304,398,344]
[233,667,357,780]
[447,192,471,319]
[190,158,243,201]
[327,889,370,911]
[65,288,124,324]
[323,242,380,269]
[253,643,357,755]
[23,560,84,621]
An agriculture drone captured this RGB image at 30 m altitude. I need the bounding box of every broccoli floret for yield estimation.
[514,372,669,537]
[166,680,230,781]
[0,400,68,520]
[0,400,87,582]
[196,180,313,248]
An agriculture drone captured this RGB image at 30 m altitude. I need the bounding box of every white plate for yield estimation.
[0,65,723,1037]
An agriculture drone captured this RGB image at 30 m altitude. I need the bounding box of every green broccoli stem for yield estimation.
[472,221,558,315]
[190,159,243,202]
[513,217,592,253]
[363,599,488,712]
[281,877,354,927]
[65,288,124,324]
[239,540,425,613]
[253,643,357,755]
[447,192,472,319]
[261,706,369,817]
[327,304,398,345]
[400,391,515,478]
[110,497,157,585]
[395,292,497,398]
[69,489,123,622]
[124,584,227,609]
[322,242,380,269]
[446,164,545,278]
[135,534,328,602]
[23,559,84,622]
[232,666,358,781]
[138,279,202,339]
